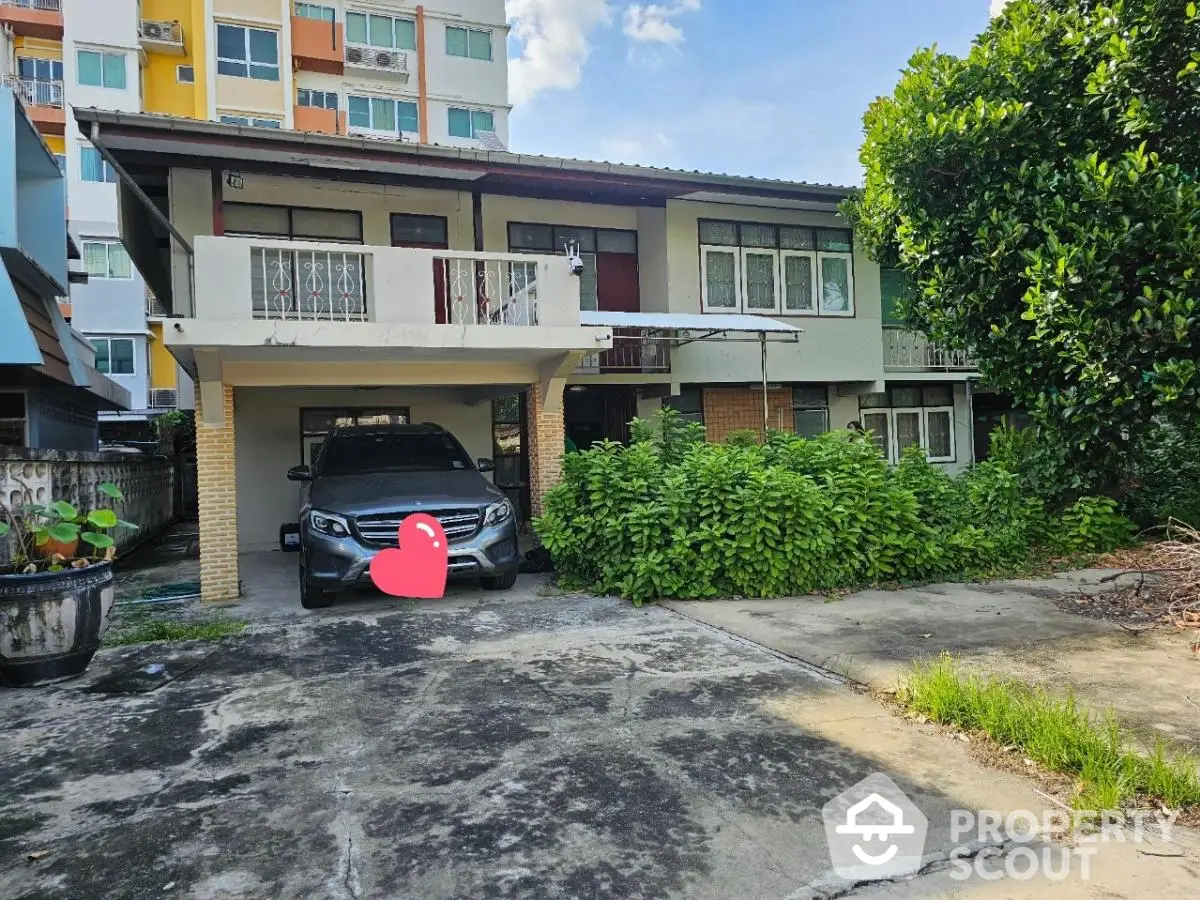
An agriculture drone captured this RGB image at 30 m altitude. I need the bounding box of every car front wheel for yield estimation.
[481,569,518,591]
[300,558,336,609]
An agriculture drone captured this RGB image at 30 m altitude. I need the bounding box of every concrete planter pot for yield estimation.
[0,562,115,687]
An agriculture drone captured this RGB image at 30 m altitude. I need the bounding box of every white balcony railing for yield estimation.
[435,256,539,326]
[1,0,62,11]
[3,75,64,108]
[194,236,581,327]
[883,327,976,371]
[344,43,409,80]
[252,246,367,322]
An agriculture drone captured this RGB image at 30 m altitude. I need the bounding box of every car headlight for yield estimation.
[308,509,350,538]
[484,499,513,527]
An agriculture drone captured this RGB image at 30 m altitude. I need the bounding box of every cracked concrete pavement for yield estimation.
[2,581,1198,899]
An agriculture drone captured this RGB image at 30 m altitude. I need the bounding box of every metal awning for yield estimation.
[579,311,802,434]
[580,311,802,338]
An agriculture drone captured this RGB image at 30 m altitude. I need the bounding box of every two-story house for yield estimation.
[77,109,983,603]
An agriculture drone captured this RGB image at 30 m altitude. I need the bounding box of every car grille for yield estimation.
[354,509,483,546]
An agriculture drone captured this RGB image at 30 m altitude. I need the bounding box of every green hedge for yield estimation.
[535,410,1133,605]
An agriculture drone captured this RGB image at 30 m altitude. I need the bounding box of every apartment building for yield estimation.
[2,0,508,440]
[78,110,997,603]
[0,85,128,448]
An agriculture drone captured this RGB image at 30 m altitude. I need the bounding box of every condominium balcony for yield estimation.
[3,76,65,135]
[292,14,344,75]
[167,237,609,370]
[0,0,63,41]
[883,327,976,372]
[139,19,185,55]
[344,43,409,81]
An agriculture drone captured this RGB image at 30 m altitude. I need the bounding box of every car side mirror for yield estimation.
[476,458,496,473]
[287,465,312,482]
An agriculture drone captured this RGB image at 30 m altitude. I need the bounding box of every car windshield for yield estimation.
[319,432,473,476]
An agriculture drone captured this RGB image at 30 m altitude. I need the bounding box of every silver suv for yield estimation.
[287,424,519,609]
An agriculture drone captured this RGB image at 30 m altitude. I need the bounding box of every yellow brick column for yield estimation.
[526,382,566,517]
[195,383,240,603]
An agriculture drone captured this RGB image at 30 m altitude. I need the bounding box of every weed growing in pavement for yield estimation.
[898,653,1200,813]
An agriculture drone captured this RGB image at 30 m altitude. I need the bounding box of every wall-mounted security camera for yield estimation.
[564,239,584,277]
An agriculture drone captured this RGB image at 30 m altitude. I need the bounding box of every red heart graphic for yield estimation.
[369,513,449,599]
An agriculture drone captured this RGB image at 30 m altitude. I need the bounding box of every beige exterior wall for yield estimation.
[213,0,283,20]
[214,76,287,117]
[481,196,640,253]
[233,386,494,551]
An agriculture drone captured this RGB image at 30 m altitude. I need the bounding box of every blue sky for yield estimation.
[505,1,994,186]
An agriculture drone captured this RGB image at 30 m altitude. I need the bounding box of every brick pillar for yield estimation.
[195,383,240,603]
[526,382,565,517]
[702,387,794,443]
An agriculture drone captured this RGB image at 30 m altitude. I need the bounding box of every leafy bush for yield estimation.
[1053,496,1136,554]
[1126,424,1200,528]
[536,411,1090,605]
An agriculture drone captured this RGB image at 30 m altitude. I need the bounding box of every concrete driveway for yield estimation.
[1,582,1196,899]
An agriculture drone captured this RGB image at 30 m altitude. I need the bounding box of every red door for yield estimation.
[596,253,640,371]
[392,216,450,323]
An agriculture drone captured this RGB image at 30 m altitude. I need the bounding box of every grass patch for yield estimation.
[898,653,1200,812]
[104,617,246,647]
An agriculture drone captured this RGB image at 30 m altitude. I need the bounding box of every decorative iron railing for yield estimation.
[250,246,367,322]
[576,328,671,374]
[435,256,538,326]
[883,327,976,371]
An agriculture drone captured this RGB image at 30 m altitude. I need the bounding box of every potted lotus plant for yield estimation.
[0,482,137,687]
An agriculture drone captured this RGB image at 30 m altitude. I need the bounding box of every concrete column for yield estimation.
[195,382,240,603]
[526,381,565,517]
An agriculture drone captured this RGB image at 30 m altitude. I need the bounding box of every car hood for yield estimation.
[308,470,504,516]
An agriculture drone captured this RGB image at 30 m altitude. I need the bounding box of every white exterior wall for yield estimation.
[234,386,493,550]
[420,0,508,148]
[210,0,293,126]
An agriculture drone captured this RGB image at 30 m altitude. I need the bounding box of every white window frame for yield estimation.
[215,24,280,81]
[739,248,781,314]
[817,251,855,317]
[76,48,127,89]
[345,11,417,50]
[863,406,956,464]
[79,145,116,184]
[91,337,136,375]
[922,406,956,463]
[700,245,741,313]
[81,240,132,280]
[780,249,817,316]
[347,95,419,136]
[219,115,282,128]
[297,88,338,110]
[295,2,336,22]
[445,25,493,60]
[177,64,194,83]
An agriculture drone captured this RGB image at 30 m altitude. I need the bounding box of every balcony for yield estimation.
[344,43,409,81]
[139,19,184,55]
[883,327,976,372]
[0,0,64,41]
[171,237,608,383]
[3,76,65,135]
[576,329,671,375]
[292,14,343,75]
[293,104,343,135]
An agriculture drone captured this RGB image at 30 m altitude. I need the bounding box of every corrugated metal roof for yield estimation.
[73,108,855,197]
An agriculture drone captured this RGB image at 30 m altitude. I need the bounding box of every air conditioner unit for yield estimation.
[149,389,178,410]
[142,22,170,40]
[345,45,365,64]
[374,50,397,68]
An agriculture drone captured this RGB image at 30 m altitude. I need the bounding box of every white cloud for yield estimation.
[990,0,1010,16]
[623,0,701,46]
[600,131,674,162]
[507,0,613,104]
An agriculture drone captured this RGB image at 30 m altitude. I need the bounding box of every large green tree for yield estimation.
[845,0,1200,486]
